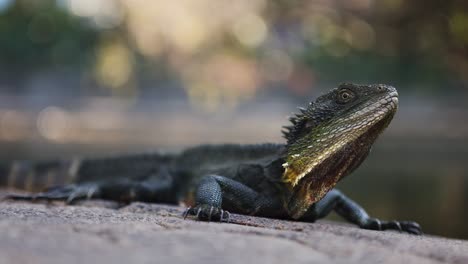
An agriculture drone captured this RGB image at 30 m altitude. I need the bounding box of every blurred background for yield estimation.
[0,0,467,239]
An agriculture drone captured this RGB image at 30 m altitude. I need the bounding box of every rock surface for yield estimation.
[0,197,467,264]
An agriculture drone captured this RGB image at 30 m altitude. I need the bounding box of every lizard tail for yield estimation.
[0,159,77,192]
[0,153,172,192]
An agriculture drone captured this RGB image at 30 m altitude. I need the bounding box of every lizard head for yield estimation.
[282,83,398,219]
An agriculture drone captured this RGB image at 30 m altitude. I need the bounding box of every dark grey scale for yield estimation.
[76,153,172,183]
[235,164,265,188]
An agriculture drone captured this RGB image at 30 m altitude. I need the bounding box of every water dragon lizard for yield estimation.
[1,83,422,234]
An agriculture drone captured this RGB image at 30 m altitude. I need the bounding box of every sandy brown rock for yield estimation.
[0,195,467,264]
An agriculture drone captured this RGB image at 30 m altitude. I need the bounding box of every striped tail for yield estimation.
[0,159,80,192]
[0,153,172,192]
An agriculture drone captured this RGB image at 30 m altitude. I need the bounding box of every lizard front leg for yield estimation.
[184,175,277,222]
[300,189,422,235]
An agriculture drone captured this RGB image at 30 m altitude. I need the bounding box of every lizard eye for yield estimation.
[337,89,355,104]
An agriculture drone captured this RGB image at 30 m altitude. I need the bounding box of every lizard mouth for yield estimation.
[345,89,398,124]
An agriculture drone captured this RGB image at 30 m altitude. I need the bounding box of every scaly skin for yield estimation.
[2,83,422,235]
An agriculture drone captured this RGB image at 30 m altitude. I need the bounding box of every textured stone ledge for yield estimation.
[0,197,467,264]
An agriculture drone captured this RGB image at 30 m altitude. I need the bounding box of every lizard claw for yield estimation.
[182,207,191,219]
[220,209,231,223]
[195,207,202,218]
[391,220,402,232]
[398,221,423,235]
[208,206,214,221]
[183,204,229,222]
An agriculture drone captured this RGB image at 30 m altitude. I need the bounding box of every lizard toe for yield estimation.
[184,204,225,222]
[366,219,423,235]
[399,221,423,235]
[64,184,100,204]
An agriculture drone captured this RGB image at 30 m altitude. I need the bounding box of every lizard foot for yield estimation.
[5,183,100,204]
[183,204,230,222]
[363,218,422,235]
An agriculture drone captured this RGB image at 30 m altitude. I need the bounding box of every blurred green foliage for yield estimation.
[0,0,466,101]
[0,0,98,70]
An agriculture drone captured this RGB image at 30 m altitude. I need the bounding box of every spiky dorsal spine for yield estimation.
[282,102,322,145]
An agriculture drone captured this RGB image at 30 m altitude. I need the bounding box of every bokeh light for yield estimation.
[0,0,467,240]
